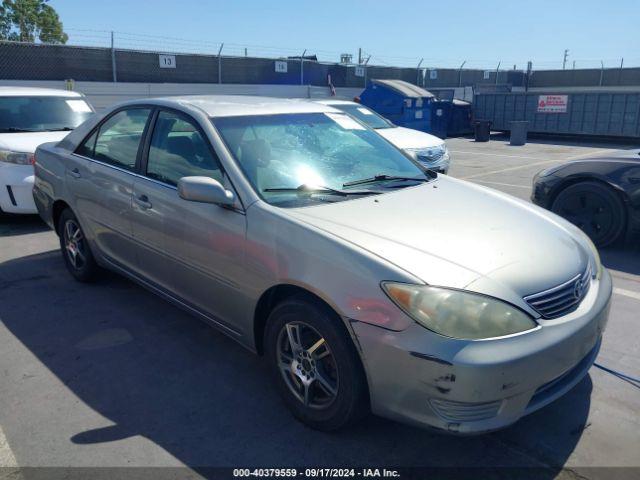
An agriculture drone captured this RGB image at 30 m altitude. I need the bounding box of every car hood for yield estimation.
[287,176,590,301]
[376,126,444,149]
[0,131,69,153]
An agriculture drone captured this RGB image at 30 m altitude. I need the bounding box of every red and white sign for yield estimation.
[537,94,568,113]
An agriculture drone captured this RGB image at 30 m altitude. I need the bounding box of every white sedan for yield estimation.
[0,87,94,214]
[317,99,450,174]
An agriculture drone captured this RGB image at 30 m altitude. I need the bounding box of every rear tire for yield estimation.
[264,295,369,431]
[58,208,100,282]
[552,181,626,248]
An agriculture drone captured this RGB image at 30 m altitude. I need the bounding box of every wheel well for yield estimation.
[550,176,628,207]
[52,200,71,236]
[253,283,371,407]
[253,284,345,356]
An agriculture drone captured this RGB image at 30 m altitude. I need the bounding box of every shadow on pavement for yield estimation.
[485,132,639,150]
[600,244,640,276]
[0,214,49,237]
[0,251,592,476]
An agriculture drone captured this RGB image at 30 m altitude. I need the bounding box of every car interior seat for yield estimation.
[237,139,271,188]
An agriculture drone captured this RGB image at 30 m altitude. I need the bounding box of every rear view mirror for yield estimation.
[177,176,235,206]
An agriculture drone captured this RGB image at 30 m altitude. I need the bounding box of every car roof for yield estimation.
[0,86,83,98]
[121,95,342,117]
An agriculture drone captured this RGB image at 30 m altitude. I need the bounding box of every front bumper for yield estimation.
[530,173,560,208]
[353,268,612,434]
[0,162,37,214]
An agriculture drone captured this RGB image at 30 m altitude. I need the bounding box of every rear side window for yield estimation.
[146,110,222,186]
[77,108,151,170]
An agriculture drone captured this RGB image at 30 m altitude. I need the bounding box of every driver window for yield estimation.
[147,111,223,187]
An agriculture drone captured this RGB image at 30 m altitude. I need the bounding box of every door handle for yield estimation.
[69,168,81,179]
[135,194,152,210]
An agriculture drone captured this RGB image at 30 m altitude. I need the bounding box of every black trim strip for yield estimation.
[409,351,454,366]
[6,186,17,206]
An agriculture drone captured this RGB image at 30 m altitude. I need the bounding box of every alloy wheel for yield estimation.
[63,219,86,270]
[276,321,339,409]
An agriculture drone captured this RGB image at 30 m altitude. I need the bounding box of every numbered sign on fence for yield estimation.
[159,55,176,69]
[355,65,365,77]
[275,61,288,73]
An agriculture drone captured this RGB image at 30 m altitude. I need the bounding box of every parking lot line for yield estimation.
[460,147,621,180]
[473,180,531,189]
[613,287,640,301]
[460,158,560,180]
[0,424,17,467]
[449,150,545,160]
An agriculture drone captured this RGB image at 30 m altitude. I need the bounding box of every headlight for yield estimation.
[537,164,563,177]
[578,231,602,280]
[0,150,35,165]
[406,144,449,164]
[382,282,537,340]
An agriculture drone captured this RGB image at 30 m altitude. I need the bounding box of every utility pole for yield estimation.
[358,47,362,64]
[217,43,224,84]
[110,31,117,83]
[562,49,569,70]
[599,60,604,86]
[300,49,306,85]
[457,60,466,87]
[416,58,423,86]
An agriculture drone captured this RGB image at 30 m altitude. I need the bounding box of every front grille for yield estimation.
[524,265,591,319]
[429,398,502,422]
[417,150,445,162]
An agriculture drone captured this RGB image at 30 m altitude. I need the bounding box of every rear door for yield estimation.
[69,107,152,271]
[131,109,247,328]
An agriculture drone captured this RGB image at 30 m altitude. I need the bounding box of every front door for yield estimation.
[131,109,247,330]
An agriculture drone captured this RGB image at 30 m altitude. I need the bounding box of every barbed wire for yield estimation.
[18,27,640,71]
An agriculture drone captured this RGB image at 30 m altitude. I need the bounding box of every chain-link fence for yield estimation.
[0,40,419,87]
[2,36,640,90]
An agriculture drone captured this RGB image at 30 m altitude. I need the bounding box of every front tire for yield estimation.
[58,208,100,282]
[552,181,626,247]
[264,295,369,431]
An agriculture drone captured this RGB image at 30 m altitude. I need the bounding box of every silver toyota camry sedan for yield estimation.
[33,96,612,434]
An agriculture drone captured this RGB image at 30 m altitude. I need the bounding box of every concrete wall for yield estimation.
[0,80,364,111]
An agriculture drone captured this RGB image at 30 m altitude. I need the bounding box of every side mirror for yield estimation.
[177,176,235,206]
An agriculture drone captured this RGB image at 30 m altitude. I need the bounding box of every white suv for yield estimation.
[0,87,93,214]
[317,99,450,174]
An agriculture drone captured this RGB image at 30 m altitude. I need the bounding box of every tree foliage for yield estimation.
[0,0,68,44]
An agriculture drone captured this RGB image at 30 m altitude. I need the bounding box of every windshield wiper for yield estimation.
[343,174,430,188]
[264,184,380,197]
[43,127,74,132]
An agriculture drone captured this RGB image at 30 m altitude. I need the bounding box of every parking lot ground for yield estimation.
[1,135,639,479]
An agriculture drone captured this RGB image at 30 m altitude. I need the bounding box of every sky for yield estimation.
[50,0,639,70]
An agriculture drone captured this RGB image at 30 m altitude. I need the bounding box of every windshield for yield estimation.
[331,104,394,129]
[0,96,93,133]
[213,112,426,207]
